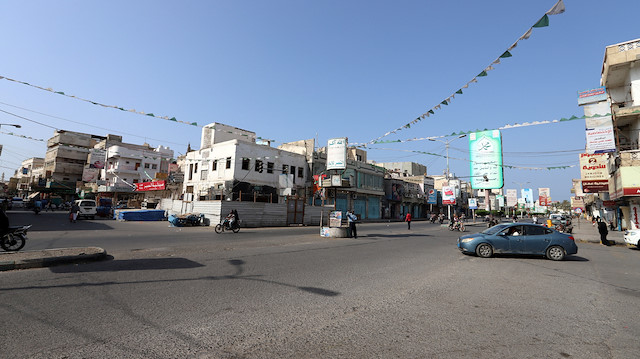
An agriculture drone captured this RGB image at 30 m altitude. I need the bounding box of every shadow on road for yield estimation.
[49,256,205,273]
[3,258,342,298]
[364,233,431,239]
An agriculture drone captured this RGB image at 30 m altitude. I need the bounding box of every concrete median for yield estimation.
[0,247,107,271]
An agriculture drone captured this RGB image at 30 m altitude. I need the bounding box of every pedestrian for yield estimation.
[70,202,80,223]
[347,211,358,239]
[597,218,611,246]
[512,214,518,223]
[405,212,412,230]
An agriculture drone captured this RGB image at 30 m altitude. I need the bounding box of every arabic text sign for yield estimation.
[469,130,503,189]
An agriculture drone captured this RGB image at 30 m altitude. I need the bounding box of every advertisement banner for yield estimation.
[585,115,616,154]
[326,138,347,170]
[88,148,106,169]
[522,188,534,208]
[135,180,166,191]
[579,153,609,180]
[571,196,585,209]
[577,86,607,106]
[538,188,550,206]
[442,186,456,205]
[469,130,504,189]
[506,189,517,207]
[496,195,505,208]
[427,189,438,204]
[82,168,100,182]
[468,198,478,210]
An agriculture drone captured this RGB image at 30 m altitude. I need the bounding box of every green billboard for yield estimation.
[469,130,504,189]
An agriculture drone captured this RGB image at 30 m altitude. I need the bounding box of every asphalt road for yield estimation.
[1,212,639,358]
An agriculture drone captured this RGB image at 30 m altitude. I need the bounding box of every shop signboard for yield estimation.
[577,86,607,106]
[522,188,534,208]
[631,204,640,230]
[469,130,504,189]
[326,138,347,170]
[135,180,166,191]
[579,153,609,180]
[585,115,616,154]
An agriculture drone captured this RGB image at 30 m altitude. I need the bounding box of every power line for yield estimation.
[0,101,190,147]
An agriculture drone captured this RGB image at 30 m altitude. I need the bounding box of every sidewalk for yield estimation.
[0,247,107,271]
[565,218,624,246]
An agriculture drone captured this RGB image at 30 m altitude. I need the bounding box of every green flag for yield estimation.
[533,15,549,28]
[456,89,463,94]
[500,51,512,58]
[477,71,488,77]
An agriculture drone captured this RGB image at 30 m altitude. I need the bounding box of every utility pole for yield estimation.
[429,134,466,220]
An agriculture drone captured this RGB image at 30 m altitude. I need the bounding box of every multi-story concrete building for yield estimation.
[89,134,174,204]
[581,38,640,230]
[44,130,106,196]
[14,157,44,196]
[183,123,308,203]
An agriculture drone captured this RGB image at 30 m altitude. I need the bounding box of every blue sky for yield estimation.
[1,0,638,201]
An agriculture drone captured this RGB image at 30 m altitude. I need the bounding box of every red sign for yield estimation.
[135,180,166,191]
[602,200,616,207]
[623,187,640,196]
[582,180,609,193]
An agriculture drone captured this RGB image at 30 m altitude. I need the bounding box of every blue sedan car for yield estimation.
[458,223,578,261]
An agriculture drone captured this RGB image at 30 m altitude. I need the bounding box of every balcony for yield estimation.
[602,38,640,88]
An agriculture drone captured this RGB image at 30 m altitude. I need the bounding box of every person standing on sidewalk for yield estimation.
[405,212,412,230]
[70,202,80,223]
[597,218,611,246]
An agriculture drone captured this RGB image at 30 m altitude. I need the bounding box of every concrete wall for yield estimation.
[158,198,330,227]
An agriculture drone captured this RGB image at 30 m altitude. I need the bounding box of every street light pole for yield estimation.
[430,134,466,220]
[0,123,21,129]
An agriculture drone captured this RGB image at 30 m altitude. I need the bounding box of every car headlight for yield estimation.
[460,237,475,243]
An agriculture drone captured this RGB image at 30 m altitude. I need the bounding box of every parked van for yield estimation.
[74,199,97,219]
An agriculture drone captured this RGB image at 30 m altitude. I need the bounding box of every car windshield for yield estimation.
[481,224,510,235]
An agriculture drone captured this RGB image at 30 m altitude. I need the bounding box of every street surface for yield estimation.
[2,212,640,358]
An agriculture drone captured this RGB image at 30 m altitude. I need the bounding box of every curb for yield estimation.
[0,247,107,271]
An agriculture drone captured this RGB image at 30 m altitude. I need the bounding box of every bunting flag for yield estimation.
[367,0,566,145]
[0,130,45,142]
[0,75,194,126]
[353,109,630,147]
[368,147,575,171]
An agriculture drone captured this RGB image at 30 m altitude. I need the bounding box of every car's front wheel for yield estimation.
[546,246,565,261]
[476,243,493,258]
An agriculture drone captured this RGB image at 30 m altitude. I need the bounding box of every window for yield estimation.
[255,160,263,173]
[297,167,303,178]
[226,157,232,169]
[242,158,250,170]
[194,163,198,173]
[524,225,545,236]
[135,163,141,170]
[267,162,274,174]
[212,160,217,171]
[144,163,150,169]
[200,170,208,180]
[152,164,157,169]
[290,166,296,183]
[282,164,289,174]
[189,163,193,180]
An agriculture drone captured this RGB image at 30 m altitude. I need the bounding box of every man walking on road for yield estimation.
[405,212,412,230]
[597,218,611,246]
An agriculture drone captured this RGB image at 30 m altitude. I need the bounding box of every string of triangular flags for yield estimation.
[356,110,618,147]
[0,75,196,126]
[0,130,45,142]
[368,147,575,171]
[368,0,566,145]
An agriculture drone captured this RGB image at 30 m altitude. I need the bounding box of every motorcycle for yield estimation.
[1,225,32,252]
[429,215,437,223]
[438,215,444,224]
[215,217,240,234]
[487,218,499,228]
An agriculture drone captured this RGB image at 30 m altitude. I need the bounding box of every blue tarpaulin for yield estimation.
[116,209,165,221]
